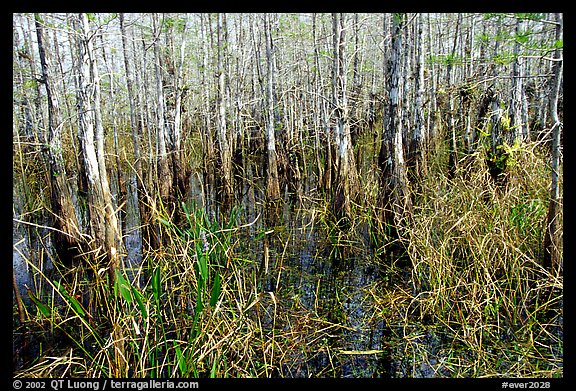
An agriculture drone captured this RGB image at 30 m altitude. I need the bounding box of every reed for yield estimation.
[14,197,348,378]
[13,132,562,378]
[370,140,563,377]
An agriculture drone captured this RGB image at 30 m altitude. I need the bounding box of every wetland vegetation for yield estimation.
[12,12,562,379]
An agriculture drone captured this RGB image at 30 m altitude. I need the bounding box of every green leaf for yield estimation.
[554,39,563,49]
[196,282,204,314]
[115,270,133,304]
[24,79,38,90]
[210,271,221,307]
[196,243,208,285]
[152,266,162,303]
[210,357,218,378]
[182,202,193,229]
[158,217,171,227]
[174,340,187,376]
[28,290,52,318]
[56,281,86,317]
[130,284,148,319]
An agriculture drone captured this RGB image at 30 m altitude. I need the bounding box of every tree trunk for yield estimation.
[408,13,427,179]
[99,29,126,239]
[510,17,528,144]
[543,13,563,273]
[119,13,157,251]
[73,13,124,277]
[35,13,82,265]
[446,13,461,179]
[264,14,281,207]
[152,14,173,205]
[172,14,189,200]
[379,13,412,231]
[331,13,360,219]
[216,13,234,209]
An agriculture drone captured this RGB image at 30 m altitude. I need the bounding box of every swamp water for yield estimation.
[13,157,562,378]
[13,169,433,377]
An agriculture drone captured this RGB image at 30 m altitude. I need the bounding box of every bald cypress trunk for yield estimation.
[543,13,563,273]
[379,13,412,231]
[35,13,82,265]
[152,14,173,205]
[172,15,188,200]
[510,17,528,144]
[331,13,359,219]
[119,13,157,251]
[73,13,124,277]
[216,13,234,209]
[264,13,281,206]
[408,13,427,179]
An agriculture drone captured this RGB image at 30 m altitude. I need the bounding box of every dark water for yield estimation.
[11,161,439,378]
[13,164,562,377]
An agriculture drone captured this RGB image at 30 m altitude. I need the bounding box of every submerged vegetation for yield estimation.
[13,12,562,379]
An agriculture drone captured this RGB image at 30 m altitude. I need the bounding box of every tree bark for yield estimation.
[99,28,126,238]
[216,13,234,209]
[264,14,281,206]
[172,14,189,200]
[119,13,158,251]
[408,13,427,179]
[73,13,123,277]
[331,13,360,219]
[35,13,82,265]
[543,13,563,273]
[379,13,412,230]
[510,17,528,143]
[152,14,173,205]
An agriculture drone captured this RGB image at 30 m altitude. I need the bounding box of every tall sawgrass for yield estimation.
[14,196,349,378]
[374,140,563,377]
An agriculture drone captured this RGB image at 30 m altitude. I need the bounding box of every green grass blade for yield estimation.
[27,290,52,318]
[115,270,133,304]
[173,340,187,376]
[55,281,86,318]
[210,357,218,378]
[152,266,162,303]
[158,217,171,227]
[210,271,221,307]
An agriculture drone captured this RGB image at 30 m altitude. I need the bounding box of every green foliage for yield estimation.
[554,39,563,49]
[28,290,52,318]
[23,79,38,90]
[493,52,516,65]
[393,13,405,25]
[514,13,545,21]
[510,199,545,238]
[483,13,506,21]
[427,54,464,67]
[477,32,491,45]
[114,270,133,304]
[515,31,531,45]
[210,271,221,308]
[55,280,86,318]
[152,266,162,303]
[163,16,187,33]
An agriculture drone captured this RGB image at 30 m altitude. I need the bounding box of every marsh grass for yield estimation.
[14,194,350,378]
[370,140,563,377]
[13,130,562,378]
